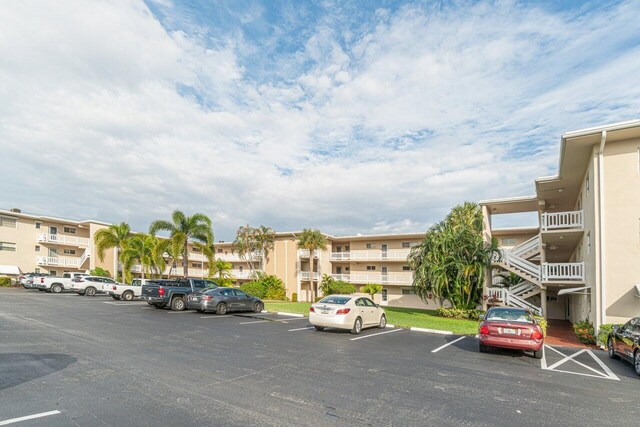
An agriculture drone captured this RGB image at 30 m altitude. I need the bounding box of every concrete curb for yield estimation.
[385,324,395,328]
[277,312,305,318]
[410,327,454,335]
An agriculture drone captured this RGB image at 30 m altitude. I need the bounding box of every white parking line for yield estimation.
[0,410,61,426]
[350,328,402,341]
[240,317,308,325]
[288,326,315,332]
[199,316,232,319]
[430,336,466,353]
[542,345,619,380]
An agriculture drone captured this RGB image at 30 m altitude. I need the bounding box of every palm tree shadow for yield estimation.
[0,353,77,391]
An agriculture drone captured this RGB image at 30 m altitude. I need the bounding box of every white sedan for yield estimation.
[309,295,387,334]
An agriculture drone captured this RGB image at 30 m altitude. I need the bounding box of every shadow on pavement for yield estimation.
[0,353,77,391]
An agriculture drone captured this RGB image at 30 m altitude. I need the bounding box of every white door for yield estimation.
[381,244,388,260]
[381,266,388,283]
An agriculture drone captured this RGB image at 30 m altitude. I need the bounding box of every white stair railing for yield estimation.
[510,235,540,258]
[78,249,90,266]
[498,250,541,280]
[487,287,542,316]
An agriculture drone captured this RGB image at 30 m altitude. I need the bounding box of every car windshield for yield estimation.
[486,309,533,323]
[318,296,351,305]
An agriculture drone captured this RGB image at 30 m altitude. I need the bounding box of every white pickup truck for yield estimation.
[108,278,148,301]
[36,272,88,293]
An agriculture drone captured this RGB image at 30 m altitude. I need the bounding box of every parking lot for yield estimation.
[1,288,638,426]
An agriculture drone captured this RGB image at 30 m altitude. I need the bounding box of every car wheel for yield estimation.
[532,349,543,359]
[111,294,121,300]
[122,291,134,301]
[378,314,387,329]
[608,338,619,359]
[314,325,325,331]
[216,303,228,315]
[253,302,264,313]
[479,342,489,353]
[351,317,363,335]
[171,296,185,311]
[635,351,640,376]
[153,303,166,309]
[38,289,45,292]
[85,287,96,297]
[51,284,62,294]
[197,308,204,313]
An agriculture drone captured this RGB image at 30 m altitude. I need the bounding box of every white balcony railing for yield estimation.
[36,256,80,267]
[212,252,262,263]
[37,233,89,247]
[541,210,584,231]
[299,271,320,280]
[330,249,411,261]
[298,249,318,258]
[542,262,584,281]
[230,269,255,280]
[331,272,413,285]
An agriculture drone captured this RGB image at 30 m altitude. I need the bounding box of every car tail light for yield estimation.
[336,308,351,315]
[479,325,490,335]
[41,278,45,283]
[202,296,212,301]
[158,287,165,297]
[309,307,315,312]
[531,328,543,340]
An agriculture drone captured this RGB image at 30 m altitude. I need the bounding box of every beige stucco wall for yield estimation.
[602,137,640,323]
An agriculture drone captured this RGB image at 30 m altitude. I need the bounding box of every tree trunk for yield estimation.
[183,242,189,278]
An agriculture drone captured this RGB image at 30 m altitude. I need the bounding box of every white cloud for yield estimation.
[1,0,639,240]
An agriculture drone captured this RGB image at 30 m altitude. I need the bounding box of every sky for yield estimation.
[1,0,639,240]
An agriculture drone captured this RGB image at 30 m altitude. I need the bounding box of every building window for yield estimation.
[35,221,41,229]
[0,242,16,252]
[0,216,17,228]
[192,246,201,253]
[402,242,410,248]
[382,289,388,302]
[63,226,76,234]
[402,266,411,271]
[587,232,591,254]
[366,243,375,249]
[217,248,223,253]
[345,245,350,251]
[336,246,342,252]
[366,266,376,271]
[49,270,57,275]
[63,249,76,255]
[401,288,416,295]
[35,268,40,273]
[192,262,202,268]
[35,245,40,252]
[586,172,590,195]
[502,238,516,245]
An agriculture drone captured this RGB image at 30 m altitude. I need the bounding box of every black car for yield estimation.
[607,317,640,376]
[186,287,263,315]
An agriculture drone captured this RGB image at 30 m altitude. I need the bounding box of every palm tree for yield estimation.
[232,225,259,278]
[121,234,166,279]
[409,202,498,309]
[94,222,131,283]
[254,225,275,271]
[149,210,213,278]
[157,233,186,278]
[209,259,232,280]
[296,228,328,301]
[495,271,523,289]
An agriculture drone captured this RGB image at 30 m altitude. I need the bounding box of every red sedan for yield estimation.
[478,307,544,359]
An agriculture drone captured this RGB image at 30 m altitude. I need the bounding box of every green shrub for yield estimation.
[436,307,483,320]
[262,275,287,300]
[90,267,111,277]
[240,281,267,299]
[319,275,356,295]
[360,283,383,299]
[291,292,298,302]
[0,277,12,287]
[534,316,548,336]
[598,323,621,347]
[573,319,596,345]
[314,296,323,302]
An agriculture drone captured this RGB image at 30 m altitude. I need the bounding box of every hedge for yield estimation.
[0,277,12,287]
[598,323,621,347]
[240,281,266,299]
[573,319,596,345]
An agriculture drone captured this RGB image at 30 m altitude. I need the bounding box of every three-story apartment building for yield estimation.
[481,119,640,331]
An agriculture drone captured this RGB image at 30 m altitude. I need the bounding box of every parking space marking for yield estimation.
[430,336,466,353]
[199,316,233,319]
[288,326,314,332]
[350,328,402,341]
[102,301,146,306]
[240,317,308,325]
[0,410,61,426]
[542,345,619,381]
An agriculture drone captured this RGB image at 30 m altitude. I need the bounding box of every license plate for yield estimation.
[503,328,517,334]
[321,310,329,314]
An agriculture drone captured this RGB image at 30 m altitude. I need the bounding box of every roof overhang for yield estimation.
[558,286,591,296]
[480,195,539,215]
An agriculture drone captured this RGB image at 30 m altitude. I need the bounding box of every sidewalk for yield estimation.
[545,319,591,348]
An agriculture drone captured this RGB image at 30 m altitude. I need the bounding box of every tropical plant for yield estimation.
[297,228,328,301]
[149,210,213,278]
[89,267,111,277]
[262,275,286,300]
[94,222,131,283]
[209,259,232,281]
[232,225,260,279]
[121,234,166,279]
[409,202,498,310]
[360,283,383,299]
[240,281,267,299]
[494,271,523,288]
[573,319,596,345]
[159,233,186,278]
[319,274,356,295]
[254,225,275,270]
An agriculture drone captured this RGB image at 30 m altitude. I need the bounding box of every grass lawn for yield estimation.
[263,302,479,335]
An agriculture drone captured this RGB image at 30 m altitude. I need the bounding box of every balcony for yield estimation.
[299,271,319,280]
[37,256,80,267]
[331,272,413,285]
[542,262,584,282]
[330,249,411,262]
[213,252,262,263]
[37,233,89,247]
[541,210,583,231]
[298,249,318,258]
[230,269,256,280]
